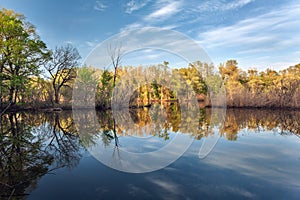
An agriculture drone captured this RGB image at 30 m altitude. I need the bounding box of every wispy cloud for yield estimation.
[65,40,74,45]
[198,3,300,68]
[120,0,183,32]
[94,1,108,12]
[202,132,300,188]
[120,22,143,32]
[122,0,252,31]
[198,0,255,12]
[145,1,182,21]
[199,4,300,48]
[125,0,150,14]
[85,40,98,48]
[118,0,299,69]
[224,0,254,10]
[146,177,185,198]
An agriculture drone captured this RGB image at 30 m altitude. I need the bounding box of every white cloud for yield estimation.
[198,3,300,69]
[125,0,150,14]
[85,40,97,47]
[199,3,300,48]
[120,22,143,32]
[202,131,300,188]
[224,0,254,10]
[147,177,184,197]
[65,40,74,45]
[198,0,255,12]
[120,0,182,32]
[118,1,299,69]
[145,1,182,21]
[94,1,108,12]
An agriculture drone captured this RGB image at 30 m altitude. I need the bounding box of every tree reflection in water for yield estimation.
[0,111,81,199]
[220,108,300,140]
[75,104,300,175]
[1,106,300,198]
[81,103,300,149]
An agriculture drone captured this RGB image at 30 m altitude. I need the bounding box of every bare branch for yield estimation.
[108,43,123,87]
[44,44,81,104]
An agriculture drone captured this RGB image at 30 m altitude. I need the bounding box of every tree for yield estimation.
[45,44,81,105]
[219,60,239,80]
[21,76,52,106]
[98,69,113,108]
[108,43,123,87]
[75,66,101,107]
[0,8,50,108]
[219,60,247,107]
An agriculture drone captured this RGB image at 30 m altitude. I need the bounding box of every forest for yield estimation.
[1,8,300,113]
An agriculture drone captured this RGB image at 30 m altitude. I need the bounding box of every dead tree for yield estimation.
[108,43,123,87]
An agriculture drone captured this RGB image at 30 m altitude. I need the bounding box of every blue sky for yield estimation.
[1,0,300,70]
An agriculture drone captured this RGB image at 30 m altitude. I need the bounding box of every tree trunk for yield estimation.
[14,88,18,105]
[53,81,60,105]
[9,87,16,105]
[54,89,59,104]
[0,67,2,109]
[113,69,117,87]
[147,86,150,106]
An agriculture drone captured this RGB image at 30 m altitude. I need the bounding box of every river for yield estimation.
[1,105,300,199]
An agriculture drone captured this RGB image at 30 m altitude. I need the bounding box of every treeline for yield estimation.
[220,60,300,108]
[44,58,300,109]
[1,8,300,112]
[73,61,211,109]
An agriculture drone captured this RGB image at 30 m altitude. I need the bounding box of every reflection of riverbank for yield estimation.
[1,107,300,197]
[221,108,300,140]
[3,106,300,144]
[75,104,300,149]
[5,99,300,114]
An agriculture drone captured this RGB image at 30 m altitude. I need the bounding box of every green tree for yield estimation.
[97,69,113,108]
[0,9,50,108]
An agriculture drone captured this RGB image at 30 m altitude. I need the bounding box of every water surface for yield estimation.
[1,106,300,199]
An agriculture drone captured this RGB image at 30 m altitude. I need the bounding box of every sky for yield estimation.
[1,0,300,71]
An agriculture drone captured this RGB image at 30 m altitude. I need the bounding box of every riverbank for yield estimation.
[3,101,300,114]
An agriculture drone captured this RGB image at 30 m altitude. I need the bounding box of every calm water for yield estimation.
[1,105,300,199]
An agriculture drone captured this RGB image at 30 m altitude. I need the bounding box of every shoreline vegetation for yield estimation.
[4,98,300,114]
[1,9,300,114]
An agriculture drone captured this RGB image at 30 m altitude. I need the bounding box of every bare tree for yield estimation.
[45,44,81,105]
[108,43,123,87]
